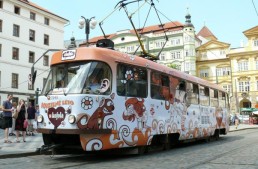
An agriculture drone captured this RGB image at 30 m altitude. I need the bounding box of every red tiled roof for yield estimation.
[197,26,217,40]
[18,0,68,22]
[81,21,184,46]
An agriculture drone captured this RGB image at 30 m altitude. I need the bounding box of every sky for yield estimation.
[31,0,258,48]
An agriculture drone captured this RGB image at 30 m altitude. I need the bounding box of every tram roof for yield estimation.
[51,47,226,93]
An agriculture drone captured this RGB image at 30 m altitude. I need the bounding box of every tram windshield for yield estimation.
[41,61,112,95]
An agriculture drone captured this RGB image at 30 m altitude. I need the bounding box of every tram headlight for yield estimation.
[68,115,76,124]
[37,115,44,123]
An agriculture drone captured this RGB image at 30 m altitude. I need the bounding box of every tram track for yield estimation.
[184,129,258,168]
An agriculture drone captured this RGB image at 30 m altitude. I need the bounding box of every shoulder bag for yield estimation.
[12,109,19,119]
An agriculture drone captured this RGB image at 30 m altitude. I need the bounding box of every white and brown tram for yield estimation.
[34,45,229,153]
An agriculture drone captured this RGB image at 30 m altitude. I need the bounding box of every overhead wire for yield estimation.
[252,0,258,17]
[0,67,50,91]
[145,1,220,59]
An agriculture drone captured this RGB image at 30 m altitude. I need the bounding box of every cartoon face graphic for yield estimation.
[123,98,148,130]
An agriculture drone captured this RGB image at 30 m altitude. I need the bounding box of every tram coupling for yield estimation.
[39,144,63,155]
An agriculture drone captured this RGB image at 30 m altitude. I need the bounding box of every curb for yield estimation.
[229,127,258,132]
[0,151,40,159]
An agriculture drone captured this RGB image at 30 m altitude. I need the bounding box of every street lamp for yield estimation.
[78,16,97,46]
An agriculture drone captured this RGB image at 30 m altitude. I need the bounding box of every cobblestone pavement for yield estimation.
[0,124,257,158]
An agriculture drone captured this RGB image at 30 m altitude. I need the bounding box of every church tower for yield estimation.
[183,8,197,76]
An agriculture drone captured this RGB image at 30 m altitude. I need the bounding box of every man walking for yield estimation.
[2,94,13,143]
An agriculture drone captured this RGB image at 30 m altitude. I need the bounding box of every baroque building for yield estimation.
[84,11,200,76]
[196,24,258,117]
[228,26,258,115]
[0,0,68,104]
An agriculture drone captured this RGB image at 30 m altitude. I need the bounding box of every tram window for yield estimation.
[177,81,186,91]
[151,71,170,100]
[151,72,163,100]
[117,63,147,98]
[219,91,226,108]
[81,62,112,95]
[210,89,218,107]
[199,85,209,106]
[185,82,198,105]
[174,80,186,103]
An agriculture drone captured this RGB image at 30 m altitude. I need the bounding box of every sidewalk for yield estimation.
[0,124,257,158]
[0,130,43,158]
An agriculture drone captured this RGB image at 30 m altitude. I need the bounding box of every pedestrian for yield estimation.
[35,105,40,133]
[9,102,17,136]
[15,99,27,142]
[2,94,13,143]
[27,102,36,136]
[233,114,239,129]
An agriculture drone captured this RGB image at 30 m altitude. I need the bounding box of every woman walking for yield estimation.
[15,99,27,142]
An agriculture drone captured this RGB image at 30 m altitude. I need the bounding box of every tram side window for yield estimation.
[175,80,186,102]
[117,64,147,98]
[210,89,218,107]
[186,82,198,104]
[151,72,163,100]
[199,85,209,106]
[219,91,226,108]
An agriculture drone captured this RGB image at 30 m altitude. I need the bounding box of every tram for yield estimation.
[32,43,229,153]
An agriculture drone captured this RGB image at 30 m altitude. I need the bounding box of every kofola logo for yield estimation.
[62,50,76,60]
[48,107,66,128]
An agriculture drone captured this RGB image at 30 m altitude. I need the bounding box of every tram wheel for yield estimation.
[42,134,53,145]
[213,130,220,141]
[205,136,211,143]
[138,146,148,155]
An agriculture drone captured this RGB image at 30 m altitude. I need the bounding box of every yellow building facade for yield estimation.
[196,25,258,116]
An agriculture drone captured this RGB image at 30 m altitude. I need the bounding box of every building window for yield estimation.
[13,24,20,37]
[216,67,230,76]
[126,46,134,52]
[254,40,258,47]
[43,55,49,66]
[256,61,258,70]
[185,62,195,71]
[238,81,250,92]
[222,85,231,93]
[14,6,20,15]
[29,29,35,41]
[12,47,19,60]
[201,52,207,58]
[220,50,226,55]
[171,39,175,46]
[12,73,18,88]
[176,39,180,45]
[160,53,165,60]
[176,51,181,59]
[29,51,35,63]
[44,17,49,25]
[0,1,3,8]
[30,12,36,20]
[171,52,175,59]
[44,34,49,45]
[238,61,248,71]
[200,69,209,77]
[0,20,2,32]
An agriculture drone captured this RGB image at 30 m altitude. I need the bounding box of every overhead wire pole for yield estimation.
[118,0,168,60]
[98,5,121,39]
